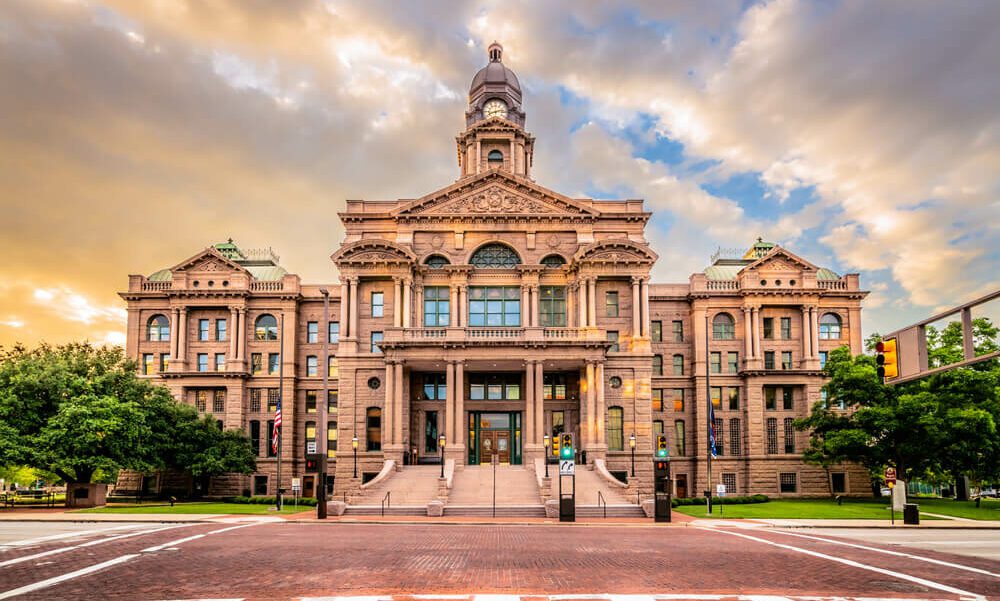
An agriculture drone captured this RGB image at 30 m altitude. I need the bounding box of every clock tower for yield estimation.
[457,42,535,179]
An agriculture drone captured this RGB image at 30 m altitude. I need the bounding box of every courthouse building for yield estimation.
[121,43,869,502]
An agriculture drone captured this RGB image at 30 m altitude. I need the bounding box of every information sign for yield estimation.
[559,459,575,475]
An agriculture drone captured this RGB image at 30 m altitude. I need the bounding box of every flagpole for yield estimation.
[276,312,284,510]
[705,313,713,515]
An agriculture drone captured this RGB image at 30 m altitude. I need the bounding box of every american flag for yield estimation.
[708,398,717,459]
[271,397,282,454]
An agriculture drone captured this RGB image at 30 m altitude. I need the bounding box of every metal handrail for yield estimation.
[597,491,607,519]
[381,491,391,516]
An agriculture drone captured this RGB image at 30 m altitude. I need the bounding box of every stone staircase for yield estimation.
[550,464,645,518]
[344,465,441,516]
[448,465,543,507]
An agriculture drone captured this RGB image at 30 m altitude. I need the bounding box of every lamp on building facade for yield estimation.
[351,436,359,479]
[439,434,446,478]
[543,434,550,478]
[629,432,637,477]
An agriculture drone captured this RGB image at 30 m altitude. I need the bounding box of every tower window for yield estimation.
[487,150,504,163]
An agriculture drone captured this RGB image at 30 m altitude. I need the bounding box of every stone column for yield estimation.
[521,285,529,327]
[475,139,481,174]
[177,308,188,363]
[578,279,588,327]
[445,361,455,444]
[450,285,459,327]
[585,361,596,448]
[801,306,811,362]
[170,308,179,360]
[384,361,395,445]
[349,278,359,340]
[237,309,247,361]
[340,282,349,338]
[229,307,238,359]
[534,361,544,445]
[459,285,468,328]
[631,277,641,340]
[402,279,412,329]
[393,361,404,445]
[567,283,576,328]
[415,285,424,327]
[393,278,402,328]
[743,306,753,361]
[455,360,465,454]
[641,278,651,337]
[810,306,820,361]
[587,278,597,327]
[751,306,760,359]
[531,285,540,328]
[595,362,606,446]
[525,360,535,446]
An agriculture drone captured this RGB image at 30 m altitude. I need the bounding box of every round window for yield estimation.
[789,279,796,285]
[367,377,381,390]
[775,279,782,285]
[609,376,622,389]
[760,279,767,286]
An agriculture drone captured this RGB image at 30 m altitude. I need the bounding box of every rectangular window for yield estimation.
[607,331,619,352]
[651,320,662,342]
[470,383,484,400]
[329,322,340,343]
[783,387,794,410]
[784,418,795,453]
[605,291,619,317]
[673,389,685,412]
[425,411,439,453]
[249,389,262,413]
[764,351,775,370]
[819,351,828,368]
[728,387,740,410]
[422,374,446,400]
[253,475,268,495]
[672,354,684,376]
[195,390,208,412]
[763,317,774,339]
[267,420,276,457]
[607,407,624,451]
[251,353,263,375]
[652,388,663,411]
[766,418,778,454]
[468,286,520,327]
[306,356,318,377]
[780,317,792,340]
[216,319,227,342]
[328,357,338,379]
[327,420,337,459]
[423,287,451,327]
[765,387,776,410]
[215,353,225,372]
[821,389,829,409]
[728,351,739,373]
[711,386,722,409]
[328,391,338,414]
[543,374,566,400]
[267,388,279,413]
[780,472,797,493]
[142,353,154,375]
[674,420,686,456]
[371,291,384,318]
[713,418,724,455]
[198,319,209,341]
[197,353,209,372]
[653,355,663,376]
[722,472,737,494]
[159,353,169,372]
[539,286,566,327]
[653,420,664,435]
[213,389,225,413]
[371,332,383,353]
[710,352,721,374]
[305,390,317,414]
[672,320,683,342]
[366,408,382,451]
[728,419,741,456]
[488,384,503,400]
[307,321,318,343]
[268,353,280,375]
[782,351,792,370]
[831,472,846,494]
[468,375,523,400]
[249,420,261,456]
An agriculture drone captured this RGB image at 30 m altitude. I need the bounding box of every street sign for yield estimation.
[559,459,575,475]
[306,441,317,454]
[291,477,301,491]
[885,467,897,486]
[716,484,726,497]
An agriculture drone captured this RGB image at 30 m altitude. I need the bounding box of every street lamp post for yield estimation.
[629,432,636,477]
[439,434,446,478]
[351,436,359,479]
[543,434,550,478]
[317,288,329,520]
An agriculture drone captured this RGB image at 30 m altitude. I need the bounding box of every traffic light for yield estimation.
[876,338,899,380]
[305,453,326,474]
[656,434,669,458]
[560,433,574,460]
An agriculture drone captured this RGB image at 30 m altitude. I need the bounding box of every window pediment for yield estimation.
[331,239,416,266]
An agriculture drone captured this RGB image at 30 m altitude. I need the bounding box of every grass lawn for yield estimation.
[674,498,910,520]
[74,501,313,515]
[910,497,1000,520]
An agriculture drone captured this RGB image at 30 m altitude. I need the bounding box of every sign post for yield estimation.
[716,483,726,518]
[885,467,897,526]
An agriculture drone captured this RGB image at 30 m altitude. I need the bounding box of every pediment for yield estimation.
[575,238,657,265]
[743,247,817,274]
[331,239,416,266]
[170,248,248,275]
[394,172,599,219]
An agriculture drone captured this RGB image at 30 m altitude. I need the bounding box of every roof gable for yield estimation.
[742,246,818,274]
[169,248,250,276]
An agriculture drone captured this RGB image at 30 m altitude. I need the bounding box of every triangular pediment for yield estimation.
[394,171,599,219]
[170,248,249,275]
[742,247,818,274]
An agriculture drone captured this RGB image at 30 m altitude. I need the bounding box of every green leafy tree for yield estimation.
[0,343,255,500]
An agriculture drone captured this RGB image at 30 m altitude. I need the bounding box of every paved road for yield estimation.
[0,520,997,600]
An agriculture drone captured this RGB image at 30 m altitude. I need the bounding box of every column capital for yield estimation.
[631,275,643,286]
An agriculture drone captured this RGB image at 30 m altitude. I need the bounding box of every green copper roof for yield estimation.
[703,238,841,281]
[817,268,841,281]
[743,237,776,260]
[245,265,287,281]
[148,269,172,282]
[213,239,246,261]
[148,240,286,282]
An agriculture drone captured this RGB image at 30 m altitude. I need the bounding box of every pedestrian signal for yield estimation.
[875,338,899,380]
[559,433,574,460]
[656,434,669,458]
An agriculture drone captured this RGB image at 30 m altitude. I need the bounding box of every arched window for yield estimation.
[470,243,520,268]
[712,312,735,340]
[540,254,566,268]
[254,314,278,341]
[487,149,503,163]
[147,314,169,341]
[819,313,842,339]
[424,254,450,269]
[607,406,624,451]
[366,407,382,451]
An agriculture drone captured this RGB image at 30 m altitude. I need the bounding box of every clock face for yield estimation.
[484,99,508,119]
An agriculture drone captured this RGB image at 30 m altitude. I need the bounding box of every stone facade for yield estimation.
[119,44,869,501]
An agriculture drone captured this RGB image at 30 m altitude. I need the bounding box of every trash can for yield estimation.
[903,503,919,525]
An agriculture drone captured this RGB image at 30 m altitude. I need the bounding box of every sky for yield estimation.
[1,0,998,348]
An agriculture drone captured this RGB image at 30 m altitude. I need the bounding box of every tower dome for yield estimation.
[466,41,525,128]
[469,42,521,96]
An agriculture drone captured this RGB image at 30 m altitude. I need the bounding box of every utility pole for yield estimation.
[317,289,330,519]
[276,312,284,511]
[705,313,713,515]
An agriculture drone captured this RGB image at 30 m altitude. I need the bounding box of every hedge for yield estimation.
[221,495,318,506]
[671,494,768,507]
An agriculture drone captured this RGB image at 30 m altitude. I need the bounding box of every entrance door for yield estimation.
[479,431,512,464]
[675,474,688,499]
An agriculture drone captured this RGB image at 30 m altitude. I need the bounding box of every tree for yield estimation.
[0,343,255,501]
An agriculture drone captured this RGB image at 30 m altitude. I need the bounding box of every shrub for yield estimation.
[671,494,768,508]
